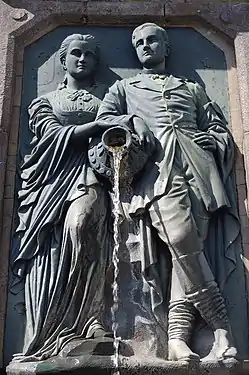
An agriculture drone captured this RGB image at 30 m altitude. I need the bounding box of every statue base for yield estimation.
[6,357,249,375]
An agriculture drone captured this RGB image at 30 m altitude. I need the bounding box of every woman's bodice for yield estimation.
[45,82,107,126]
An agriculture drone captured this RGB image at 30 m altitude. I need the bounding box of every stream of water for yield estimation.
[111,149,123,375]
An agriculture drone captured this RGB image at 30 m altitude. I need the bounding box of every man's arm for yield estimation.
[192,82,235,179]
[96,79,156,154]
[96,80,134,128]
[194,82,228,132]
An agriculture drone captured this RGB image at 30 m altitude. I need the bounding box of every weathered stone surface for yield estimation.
[6,358,249,375]
[1,0,249,371]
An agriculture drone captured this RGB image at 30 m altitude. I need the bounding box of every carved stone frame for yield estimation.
[1,0,249,366]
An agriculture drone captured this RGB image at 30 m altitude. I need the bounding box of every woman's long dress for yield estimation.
[12,83,111,360]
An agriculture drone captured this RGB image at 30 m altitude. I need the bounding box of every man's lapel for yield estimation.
[129,73,185,93]
[128,73,162,93]
[163,75,185,91]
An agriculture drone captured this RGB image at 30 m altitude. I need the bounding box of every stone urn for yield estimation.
[88,125,149,186]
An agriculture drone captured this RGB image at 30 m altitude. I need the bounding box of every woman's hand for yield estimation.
[72,121,113,143]
[133,116,156,155]
[71,121,99,142]
[193,132,217,152]
[95,120,114,129]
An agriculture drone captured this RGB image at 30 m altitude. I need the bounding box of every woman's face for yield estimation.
[63,40,98,80]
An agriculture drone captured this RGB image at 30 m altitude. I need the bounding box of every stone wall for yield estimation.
[1,0,249,368]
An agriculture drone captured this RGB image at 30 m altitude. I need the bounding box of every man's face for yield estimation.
[134,26,166,68]
[63,40,98,80]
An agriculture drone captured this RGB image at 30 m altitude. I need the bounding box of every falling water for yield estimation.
[111,149,123,375]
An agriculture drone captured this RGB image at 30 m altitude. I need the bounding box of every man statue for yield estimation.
[96,23,238,361]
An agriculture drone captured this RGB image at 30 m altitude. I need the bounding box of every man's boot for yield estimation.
[167,299,199,362]
[186,281,237,360]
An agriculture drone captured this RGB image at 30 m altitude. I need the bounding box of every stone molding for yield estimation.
[6,356,249,375]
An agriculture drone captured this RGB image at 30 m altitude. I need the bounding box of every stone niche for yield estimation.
[1,12,249,375]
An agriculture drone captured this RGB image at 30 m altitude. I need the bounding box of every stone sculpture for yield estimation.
[8,24,242,371]
[96,22,239,362]
[11,33,114,361]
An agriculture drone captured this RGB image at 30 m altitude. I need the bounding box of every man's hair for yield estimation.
[132,23,170,54]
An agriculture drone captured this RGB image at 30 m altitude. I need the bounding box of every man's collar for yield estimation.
[129,72,185,91]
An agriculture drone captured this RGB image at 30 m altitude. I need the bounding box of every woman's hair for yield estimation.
[132,23,170,55]
[58,33,100,89]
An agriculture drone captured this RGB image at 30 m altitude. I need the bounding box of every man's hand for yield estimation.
[193,132,217,152]
[133,116,156,155]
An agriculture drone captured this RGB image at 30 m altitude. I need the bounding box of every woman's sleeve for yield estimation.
[28,96,64,139]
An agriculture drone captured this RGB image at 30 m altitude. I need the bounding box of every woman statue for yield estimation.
[11,34,112,361]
